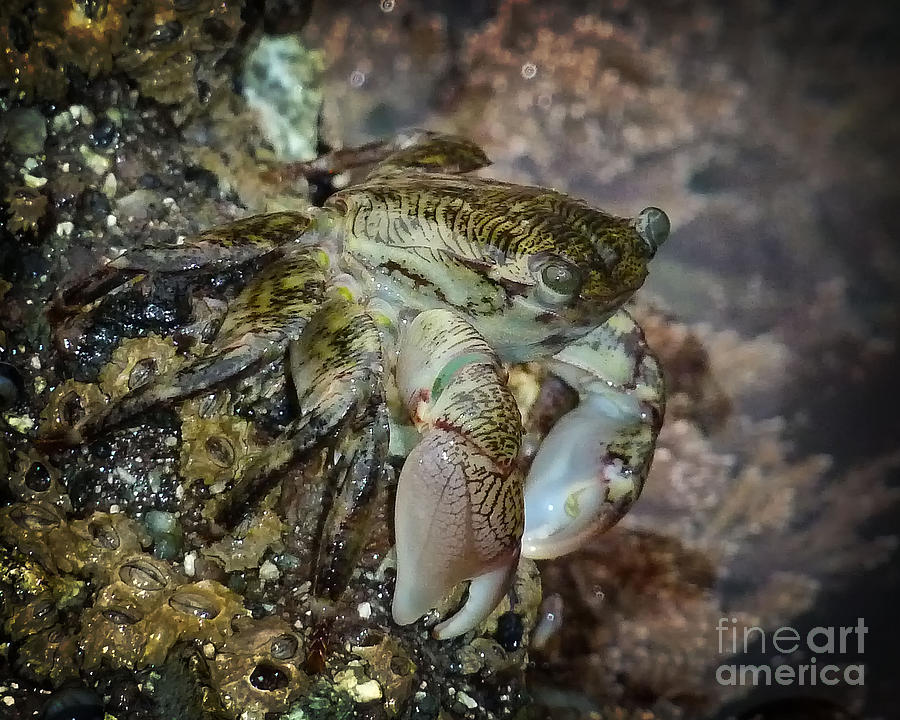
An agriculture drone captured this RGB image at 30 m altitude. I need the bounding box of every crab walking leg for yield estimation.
[313,399,389,601]
[522,309,665,559]
[52,211,325,315]
[268,129,491,185]
[392,309,524,639]
[39,251,330,446]
[211,297,386,531]
[287,300,388,589]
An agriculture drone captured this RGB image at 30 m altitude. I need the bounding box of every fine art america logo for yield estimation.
[715,618,867,686]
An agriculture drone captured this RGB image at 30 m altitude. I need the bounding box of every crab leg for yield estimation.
[522,309,665,559]
[51,211,324,315]
[391,309,524,639]
[312,398,389,600]
[39,250,329,446]
[215,297,387,580]
[267,129,491,186]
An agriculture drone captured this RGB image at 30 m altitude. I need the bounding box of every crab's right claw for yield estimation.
[392,310,524,639]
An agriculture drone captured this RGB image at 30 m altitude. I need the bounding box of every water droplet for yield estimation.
[350,70,366,88]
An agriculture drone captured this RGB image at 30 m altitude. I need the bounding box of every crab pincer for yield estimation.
[391,309,525,639]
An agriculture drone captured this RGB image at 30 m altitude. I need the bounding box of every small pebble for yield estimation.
[3,107,47,154]
[145,509,177,534]
[153,533,180,560]
[183,551,197,576]
[259,559,280,582]
[89,116,118,148]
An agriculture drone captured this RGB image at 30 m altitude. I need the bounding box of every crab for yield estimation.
[43,130,668,640]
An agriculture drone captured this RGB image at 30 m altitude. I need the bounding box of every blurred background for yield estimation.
[1,0,898,718]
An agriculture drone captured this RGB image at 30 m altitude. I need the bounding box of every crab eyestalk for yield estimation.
[392,309,524,639]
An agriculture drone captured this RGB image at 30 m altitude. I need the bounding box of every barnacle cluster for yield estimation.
[0,451,314,718]
[0,0,247,117]
[38,379,108,440]
[4,184,49,234]
[0,439,538,718]
[116,0,245,122]
[0,0,128,101]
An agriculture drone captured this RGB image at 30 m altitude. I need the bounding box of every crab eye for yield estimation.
[540,263,579,295]
[635,207,670,255]
[529,255,582,307]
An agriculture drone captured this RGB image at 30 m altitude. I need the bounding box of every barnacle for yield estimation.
[38,0,130,78]
[63,511,151,577]
[179,394,261,489]
[4,185,49,234]
[38,379,108,441]
[0,500,68,572]
[0,541,84,685]
[98,334,185,400]
[16,627,82,685]
[210,616,311,718]
[8,448,70,510]
[350,635,417,715]
[0,543,64,642]
[6,591,60,640]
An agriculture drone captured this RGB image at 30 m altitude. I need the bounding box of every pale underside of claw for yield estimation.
[521,390,643,559]
[391,430,521,638]
[521,311,665,560]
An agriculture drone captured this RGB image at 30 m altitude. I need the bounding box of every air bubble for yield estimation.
[350,70,366,88]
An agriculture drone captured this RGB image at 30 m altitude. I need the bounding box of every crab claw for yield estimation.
[521,312,665,559]
[392,310,524,639]
[521,390,648,558]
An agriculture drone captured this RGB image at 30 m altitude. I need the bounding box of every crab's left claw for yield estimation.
[392,310,524,639]
[522,309,665,559]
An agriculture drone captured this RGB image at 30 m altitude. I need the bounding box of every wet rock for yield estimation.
[0,362,24,409]
[243,35,325,161]
[1,107,47,154]
[40,686,104,720]
[89,116,119,149]
[494,610,524,651]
